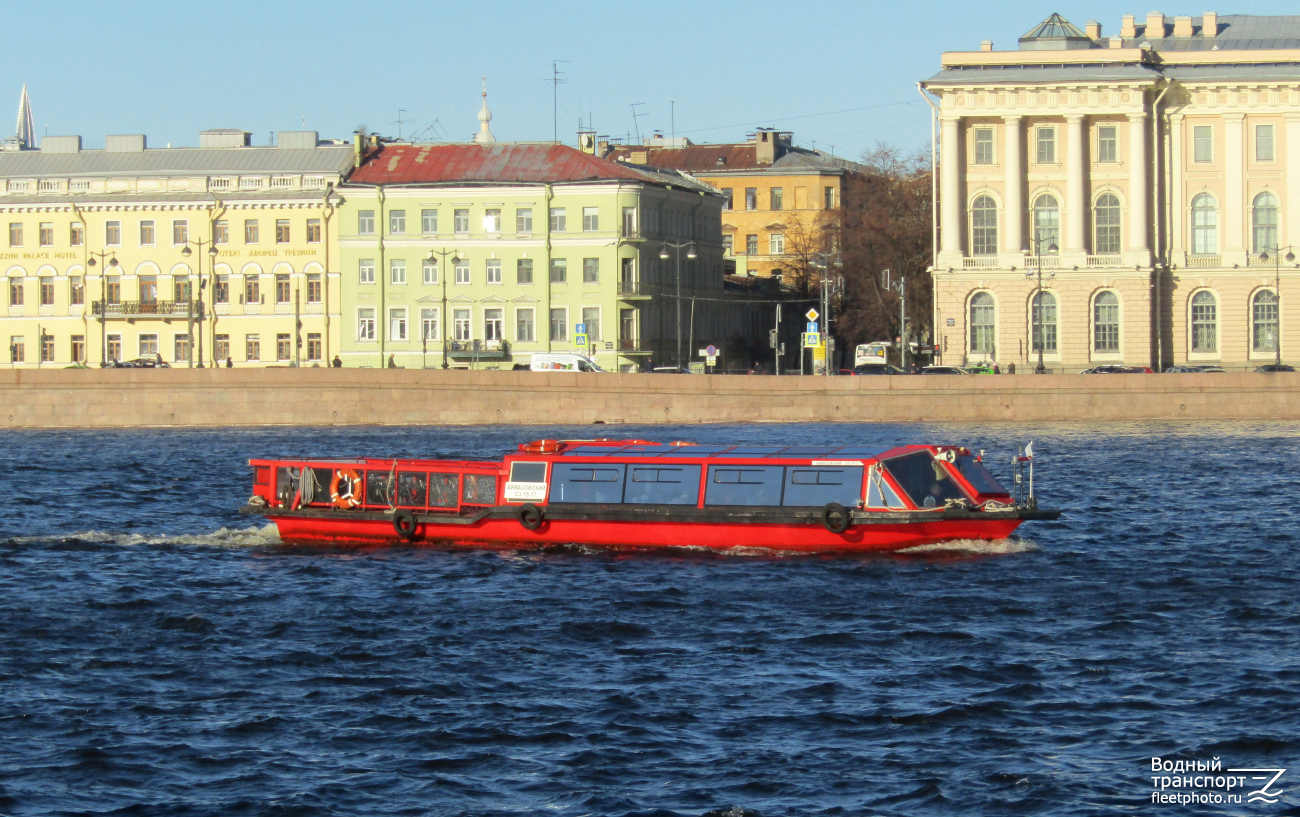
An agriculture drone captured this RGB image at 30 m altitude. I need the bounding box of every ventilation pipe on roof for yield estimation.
[354,133,364,168]
[1203,11,1217,37]
[1173,16,1193,36]
[980,39,993,51]
[1146,12,1166,38]
[1121,14,1137,37]
[1085,21,1101,40]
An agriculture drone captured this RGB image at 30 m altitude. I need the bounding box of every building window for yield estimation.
[139,275,158,304]
[453,208,470,235]
[275,273,291,303]
[515,208,532,233]
[516,308,534,342]
[422,259,438,284]
[306,219,321,243]
[70,276,84,305]
[1032,194,1060,252]
[770,233,785,255]
[245,334,260,361]
[40,332,54,363]
[484,308,504,341]
[455,259,471,285]
[38,222,53,247]
[359,259,375,284]
[483,208,502,233]
[550,258,567,284]
[1094,193,1122,254]
[1193,126,1213,163]
[245,219,259,244]
[1190,291,1217,353]
[105,276,120,304]
[390,259,406,285]
[213,220,229,244]
[486,259,502,284]
[722,235,733,256]
[214,275,229,304]
[971,195,997,256]
[6,223,23,247]
[421,209,438,234]
[138,220,155,246]
[453,309,471,341]
[1097,125,1118,163]
[139,333,159,358]
[174,276,191,302]
[173,219,188,245]
[582,257,599,284]
[1036,127,1056,163]
[420,308,439,342]
[307,273,321,303]
[549,307,567,342]
[214,334,230,362]
[973,128,994,165]
[389,308,407,342]
[770,188,783,210]
[1031,291,1057,353]
[356,308,375,342]
[358,210,375,235]
[720,189,733,210]
[582,307,600,342]
[969,292,995,354]
[70,222,84,246]
[105,221,120,246]
[581,207,599,232]
[106,333,121,361]
[1253,290,1279,353]
[307,333,322,361]
[746,234,758,255]
[516,258,533,285]
[824,186,835,209]
[622,207,637,236]
[174,334,191,363]
[244,276,259,304]
[745,188,757,210]
[1253,191,1279,252]
[8,336,23,363]
[1093,291,1120,352]
[389,210,406,235]
[39,276,54,306]
[1191,194,1218,255]
[71,335,85,362]
[549,208,566,232]
[275,219,290,243]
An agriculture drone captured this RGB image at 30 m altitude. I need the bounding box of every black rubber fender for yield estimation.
[392,509,418,540]
[821,502,850,534]
[517,503,544,531]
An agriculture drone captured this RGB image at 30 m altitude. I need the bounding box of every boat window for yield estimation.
[882,452,969,507]
[956,455,1008,495]
[624,465,702,505]
[276,466,300,506]
[550,463,626,503]
[865,466,907,509]
[366,470,394,506]
[309,467,333,505]
[397,472,427,506]
[429,473,459,508]
[461,474,498,505]
[705,465,784,506]
[510,461,547,483]
[782,466,864,507]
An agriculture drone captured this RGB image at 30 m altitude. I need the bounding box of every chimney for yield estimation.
[755,129,777,166]
[597,139,610,157]
[1109,35,1124,48]
[1121,14,1137,37]
[980,39,993,51]
[1173,15,1193,36]
[1203,11,1218,37]
[1146,11,1166,38]
[353,132,364,167]
[1086,21,1102,40]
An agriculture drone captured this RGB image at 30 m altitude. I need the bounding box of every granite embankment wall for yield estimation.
[1,369,1298,428]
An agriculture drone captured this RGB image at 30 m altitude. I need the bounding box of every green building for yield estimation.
[336,136,739,371]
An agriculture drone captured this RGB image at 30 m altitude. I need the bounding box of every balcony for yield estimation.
[1185,255,1222,268]
[93,300,194,317]
[1085,254,1123,268]
[446,339,510,359]
[962,256,999,269]
[617,280,651,298]
[618,339,650,353]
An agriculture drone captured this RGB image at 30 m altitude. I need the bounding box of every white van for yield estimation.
[529,353,605,372]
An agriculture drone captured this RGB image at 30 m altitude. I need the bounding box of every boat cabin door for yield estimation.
[504,461,549,503]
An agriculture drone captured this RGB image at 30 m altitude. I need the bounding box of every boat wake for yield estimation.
[900,537,1037,555]
[11,524,283,549]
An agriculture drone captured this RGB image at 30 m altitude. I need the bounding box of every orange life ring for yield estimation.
[668,440,697,447]
[520,439,564,454]
[330,468,362,508]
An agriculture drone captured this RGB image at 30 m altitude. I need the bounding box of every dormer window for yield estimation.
[715,156,726,166]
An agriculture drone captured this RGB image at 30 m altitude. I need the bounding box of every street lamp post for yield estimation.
[1259,244,1296,367]
[659,241,696,369]
[1026,236,1059,374]
[87,250,119,367]
[810,252,843,375]
[181,239,219,367]
[427,249,460,369]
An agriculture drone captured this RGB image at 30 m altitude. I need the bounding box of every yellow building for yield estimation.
[0,128,352,367]
[924,11,1300,371]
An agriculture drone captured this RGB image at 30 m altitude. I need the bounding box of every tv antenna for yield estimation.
[396,109,408,140]
[630,102,647,142]
[546,60,569,142]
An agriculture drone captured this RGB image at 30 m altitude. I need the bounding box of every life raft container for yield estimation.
[330,468,363,509]
[520,439,564,454]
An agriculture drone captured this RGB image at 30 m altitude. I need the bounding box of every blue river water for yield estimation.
[2,422,1299,817]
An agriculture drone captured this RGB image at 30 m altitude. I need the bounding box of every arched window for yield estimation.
[1253,191,1279,252]
[971,195,997,256]
[1191,194,1218,255]
[1031,291,1057,353]
[1033,194,1059,253]
[1253,289,1279,353]
[1093,291,1120,352]
[970,292,996,354]
[1094,193,1121,254]
[1190,291,1217,353]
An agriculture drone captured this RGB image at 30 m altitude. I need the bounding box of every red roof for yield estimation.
[608,144,761,172]
[348,142,653,185]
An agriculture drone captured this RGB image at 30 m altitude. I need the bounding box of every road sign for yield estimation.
[575,323,586,334]
[802,332,820,348]
[806,321,818,334]
[706,355,717,366]
[574,333,588,347]
[806,308,819,322]
[946,318,956,326]
[705,344,718,356]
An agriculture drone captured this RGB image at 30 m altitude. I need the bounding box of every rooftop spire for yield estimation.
[474,75,496,145]
[15,85,34,149]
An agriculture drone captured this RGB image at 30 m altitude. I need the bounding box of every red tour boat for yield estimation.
[242,439,1059,553]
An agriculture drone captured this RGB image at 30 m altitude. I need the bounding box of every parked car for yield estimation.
[920,366,970,375]
[109,357,171,369]
[651,366,692,374]
[1080,365,1152,374]
[1254,363,1296,372]
[1164,365,1227,373]
[530,353,604,372]
[964,364,1002,374]
[852,363,906,375]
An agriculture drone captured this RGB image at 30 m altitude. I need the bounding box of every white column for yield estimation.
[1128,112,1149,260]
[1065,115,1087,254]
[1286,114,1300,250]
[1224,113,1245,256]
[1003,115,1023,255]
[940,115,963,259]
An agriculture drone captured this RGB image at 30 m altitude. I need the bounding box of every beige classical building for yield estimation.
[924,12,1300,371]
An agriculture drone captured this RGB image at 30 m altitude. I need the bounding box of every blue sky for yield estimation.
[4,1,1297,159]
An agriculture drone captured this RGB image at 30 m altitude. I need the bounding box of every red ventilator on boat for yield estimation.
[241,439,1060,553]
